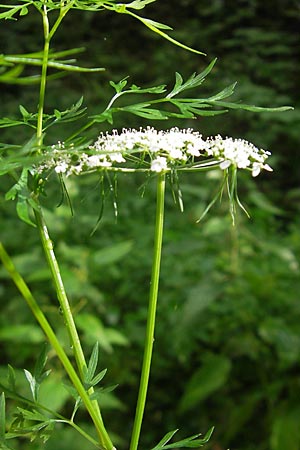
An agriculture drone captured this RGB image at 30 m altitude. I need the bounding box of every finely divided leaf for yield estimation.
[206,82,237,102]
[151,427,214,450]
[16,407,47,423]
[151,429,179,450]
[167,59,217,98]
[110,78,129,93]
[46,97,87,126]
[24,370,37,401]
[0,3,30,20]
[5,167,37,226]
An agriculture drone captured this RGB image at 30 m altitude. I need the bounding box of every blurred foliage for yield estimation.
[1,1,300,450]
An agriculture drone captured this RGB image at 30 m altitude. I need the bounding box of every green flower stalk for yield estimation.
[130,172,166,450]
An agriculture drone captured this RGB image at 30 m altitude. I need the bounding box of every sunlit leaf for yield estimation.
[90,369,107,387]
[85,342,100,383]
[167,60,217,98]
[124,0,157,10]
[206,82,237,102]
[24,369,38,401]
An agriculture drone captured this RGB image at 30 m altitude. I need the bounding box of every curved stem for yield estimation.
[129,172,166,450]
[0,242,114,450]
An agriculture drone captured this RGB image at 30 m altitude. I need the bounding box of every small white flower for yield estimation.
[151,156,168,172]
[88,155,103,167]
[55,161,68,173]
[219,160,232,170]
[169,148,186,160]
[252,162,262,177]
[109,152,126,163]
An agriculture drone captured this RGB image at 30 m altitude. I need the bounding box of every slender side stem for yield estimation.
[0,242,114,450]
[129,173,166,450]
[36,5,50,148]
[36,2,74,146]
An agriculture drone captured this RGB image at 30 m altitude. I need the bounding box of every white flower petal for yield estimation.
[220,160,231,170]
[151,156,168,172]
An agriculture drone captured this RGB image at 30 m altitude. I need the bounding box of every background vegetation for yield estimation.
[1,1,299,449]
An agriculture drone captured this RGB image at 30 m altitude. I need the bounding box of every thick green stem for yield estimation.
[129,173,166,450]
[0,242,114,450]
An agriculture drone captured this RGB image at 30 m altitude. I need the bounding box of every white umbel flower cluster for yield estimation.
[36,128,272,177]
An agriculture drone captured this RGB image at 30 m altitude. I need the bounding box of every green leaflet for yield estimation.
[0,2,31,20]
[124,0,157,10]
[151,427,214,450]
[167,59,217,98]
[211,99,293,112]
[5,168,37,226]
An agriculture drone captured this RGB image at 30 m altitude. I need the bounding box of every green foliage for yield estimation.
[179,354,231,412]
